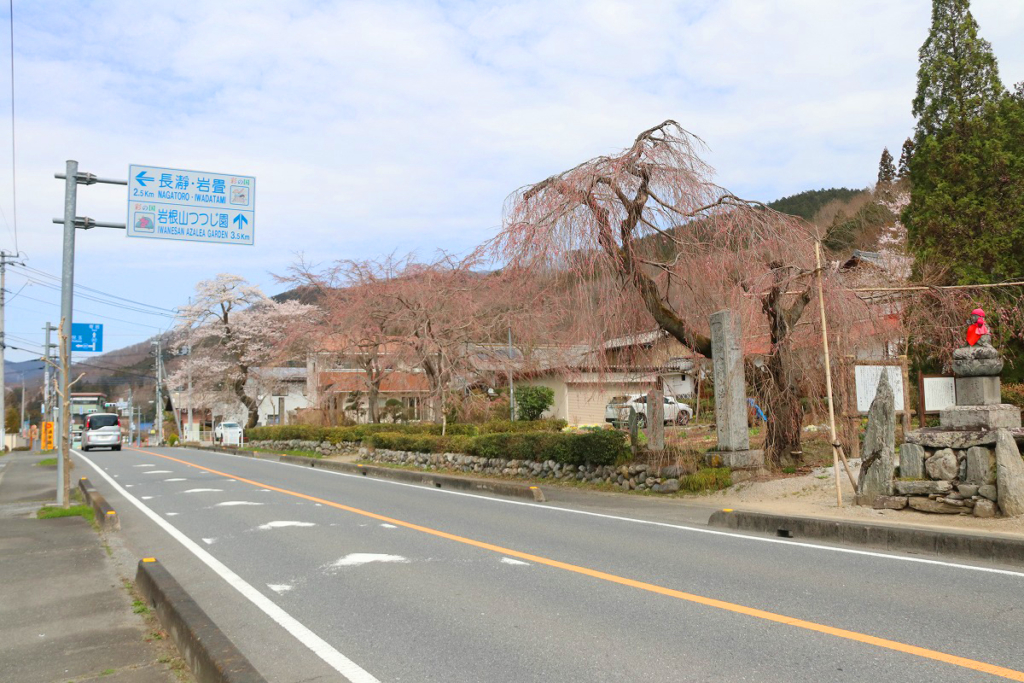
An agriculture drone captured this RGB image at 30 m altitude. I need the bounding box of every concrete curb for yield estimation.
[185,445,546,502]
[135,559,266,683]
[708,509,1024,566]
[78,477,120,530]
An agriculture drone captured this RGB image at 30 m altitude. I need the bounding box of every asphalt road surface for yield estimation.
[75,445,1024,682]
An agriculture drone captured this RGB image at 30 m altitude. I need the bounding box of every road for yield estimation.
[75,445,1024,682]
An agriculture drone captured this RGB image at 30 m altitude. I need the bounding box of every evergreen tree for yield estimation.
[897,138,914,180]
[877,148,896,186]
[911,0,1003,139]
[904,0,1024,285]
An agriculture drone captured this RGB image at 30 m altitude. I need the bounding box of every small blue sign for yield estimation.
[71,323,103,352]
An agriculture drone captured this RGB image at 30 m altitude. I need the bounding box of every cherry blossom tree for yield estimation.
[171,274,313,429]
[489,120,873,467]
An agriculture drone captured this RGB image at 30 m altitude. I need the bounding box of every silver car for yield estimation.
[81,413,123,452]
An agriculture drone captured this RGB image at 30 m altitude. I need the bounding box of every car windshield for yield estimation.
[88,414,118,429]
[222,422,239,428]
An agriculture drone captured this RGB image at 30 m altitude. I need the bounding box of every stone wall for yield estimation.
[886,441,998,517]
[249,439,687,493]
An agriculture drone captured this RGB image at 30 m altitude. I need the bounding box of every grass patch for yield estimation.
[35,457,58,467]
[37,504,94,523]
[100,668,116,676]
[680,467,732,493]
[782,466,797,474]
[132,599,150,615]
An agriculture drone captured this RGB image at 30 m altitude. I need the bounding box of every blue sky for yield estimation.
[0,0,1022,364]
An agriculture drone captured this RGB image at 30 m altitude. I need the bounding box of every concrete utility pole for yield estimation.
[0,250,25,451]
[152,339,163,445]
[53,160,127,506]
[42,323,55,418]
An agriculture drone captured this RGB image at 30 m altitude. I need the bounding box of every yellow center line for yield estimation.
[128,446,1024,681]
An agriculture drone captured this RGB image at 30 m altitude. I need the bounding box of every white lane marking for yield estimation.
[202,538,216,545]
[379,523,397,529]
[144,470,173,474]
[268,584,293,594]
[75,450,380,683]
[258,521,316,530]
[191,447,1024,580]
[125,485,134,488]
[216,501,263,507]
[183,488,223,493]
[501,557,530,566]
[332,554,407,568]
[141,496,154,500]
[165,478,186,482]
[134,464,155,468]
[166,512,179,516]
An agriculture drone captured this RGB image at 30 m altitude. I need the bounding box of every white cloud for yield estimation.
[0,1,1020,359]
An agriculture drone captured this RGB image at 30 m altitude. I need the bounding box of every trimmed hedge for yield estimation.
[247,419,567,444]
[368,428,627,467]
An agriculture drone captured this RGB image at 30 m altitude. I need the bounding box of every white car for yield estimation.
[605,394,692,427]
[81,413,123,452]
[216,421,244,447]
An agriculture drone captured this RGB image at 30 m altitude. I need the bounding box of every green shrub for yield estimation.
[515,386,555,421]
[1002,383,1024,409]
[247,422,480,444]
[478,419,567,434]
[471,429,627,466]
[167,434,179,446]
[680,467,732,493]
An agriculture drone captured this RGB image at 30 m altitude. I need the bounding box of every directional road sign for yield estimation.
[127,164,255,246]
[71,323,103,352]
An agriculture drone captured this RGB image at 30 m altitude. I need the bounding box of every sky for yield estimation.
[0,0,1022,365]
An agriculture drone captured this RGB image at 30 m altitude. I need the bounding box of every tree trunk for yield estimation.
[762,348,804,468]
[232,373,260,430]
[367,380,380,423]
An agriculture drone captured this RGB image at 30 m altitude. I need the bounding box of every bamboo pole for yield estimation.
[815,243,858,505]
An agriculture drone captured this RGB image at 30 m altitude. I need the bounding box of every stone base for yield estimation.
[955,375,1001,406]
[940,404,1021,430]
[704,449,764,469]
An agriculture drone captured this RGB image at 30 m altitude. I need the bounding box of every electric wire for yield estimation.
[9,292,167,330]
[13,264,177,314]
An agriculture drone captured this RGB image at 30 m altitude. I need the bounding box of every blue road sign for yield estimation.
[71,323,103,352]
[126,164,255,246]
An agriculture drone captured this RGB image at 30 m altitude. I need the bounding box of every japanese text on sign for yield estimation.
[127,164,255,246]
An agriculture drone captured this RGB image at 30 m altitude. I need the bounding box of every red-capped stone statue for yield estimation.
[966,308,991,347]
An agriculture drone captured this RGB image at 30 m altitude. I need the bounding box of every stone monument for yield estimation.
[705,310,763,469]
[856,372,896,504]
[895,307,1024,517]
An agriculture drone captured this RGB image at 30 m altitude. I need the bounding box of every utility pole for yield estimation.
[0,250,25,452]
[152,339,163,445]
[507,327,515,421]
[42,323,55,418]
[19,374,25,439]
[53,160,127,507]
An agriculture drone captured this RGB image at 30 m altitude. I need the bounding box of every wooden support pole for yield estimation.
[815,242,844,507]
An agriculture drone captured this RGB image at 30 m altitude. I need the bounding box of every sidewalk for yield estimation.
[0,451,189,683]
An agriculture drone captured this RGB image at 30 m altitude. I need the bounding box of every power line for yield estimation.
[9,290,168,327]
[16,274,176,318]
[12,264,177,316]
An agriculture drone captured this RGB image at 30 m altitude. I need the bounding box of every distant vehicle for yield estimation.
[605,394,692,427]
[81,413,122,452]
[217,421,244,447]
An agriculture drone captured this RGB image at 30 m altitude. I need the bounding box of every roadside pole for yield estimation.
[57,160,78,506]
[0,250,25,452]
[152,339,163,445]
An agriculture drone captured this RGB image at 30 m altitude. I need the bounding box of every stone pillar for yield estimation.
[646,389,665,451]
[706,310,763,469]
[710,310,750,452]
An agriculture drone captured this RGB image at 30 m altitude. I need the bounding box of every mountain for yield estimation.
[3,358,48,385]
[767,188,865,222]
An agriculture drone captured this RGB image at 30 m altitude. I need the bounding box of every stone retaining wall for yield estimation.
[886,441,999,517]
[249,439,686,493]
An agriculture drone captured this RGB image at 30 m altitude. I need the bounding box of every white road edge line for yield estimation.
[74,449,380,683]
[172,446,1024,579]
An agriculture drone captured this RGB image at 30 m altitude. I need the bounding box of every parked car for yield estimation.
[216,421,244,447]
[605,394,692,427]
[81,413,123,452]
